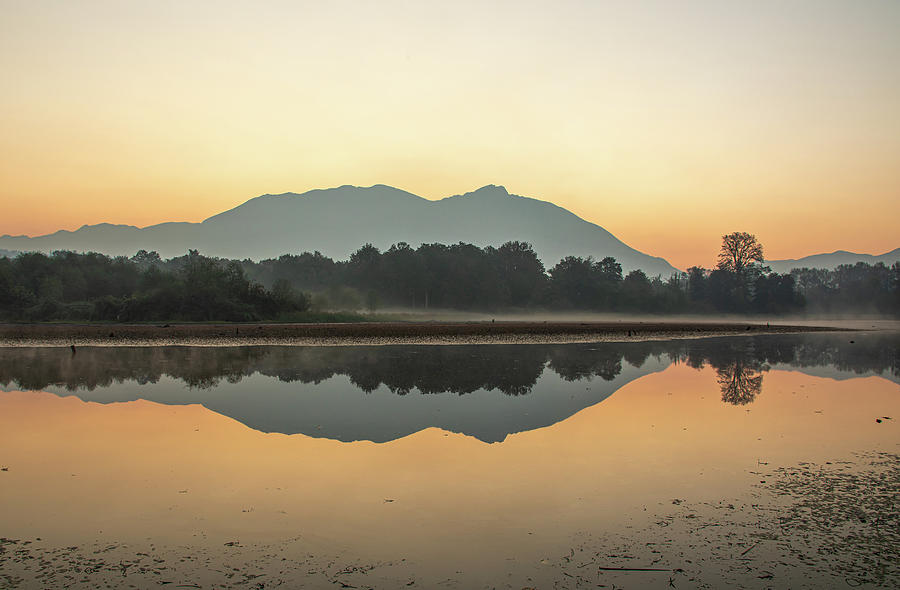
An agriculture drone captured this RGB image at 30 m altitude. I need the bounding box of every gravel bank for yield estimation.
[0,321,841,347]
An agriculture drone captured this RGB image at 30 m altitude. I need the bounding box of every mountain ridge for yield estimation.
[3,185,895,274]
[766,248,900,273]
[0,184,680,276]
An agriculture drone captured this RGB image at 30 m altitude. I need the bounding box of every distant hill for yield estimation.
[0,184,679,276]
[766,248,900,274]
[0,249,19,259]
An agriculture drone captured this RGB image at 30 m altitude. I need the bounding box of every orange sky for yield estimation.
[2,1,899,269]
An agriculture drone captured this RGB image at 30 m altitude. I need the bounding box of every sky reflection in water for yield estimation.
[0,332,897,588]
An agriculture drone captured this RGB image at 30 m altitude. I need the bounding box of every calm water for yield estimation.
[1,332,898,588]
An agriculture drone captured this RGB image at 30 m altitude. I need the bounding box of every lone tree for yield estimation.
[717,232,764,277]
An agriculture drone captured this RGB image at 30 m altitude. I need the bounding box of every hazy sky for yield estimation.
[2,0,898,268]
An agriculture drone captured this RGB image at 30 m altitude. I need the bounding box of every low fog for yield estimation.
[350,309,900,332]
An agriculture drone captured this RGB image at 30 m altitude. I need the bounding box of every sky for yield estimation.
[1,0,898,269]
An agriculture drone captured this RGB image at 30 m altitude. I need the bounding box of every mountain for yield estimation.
[766,248,900,274]
[0,184,678,276]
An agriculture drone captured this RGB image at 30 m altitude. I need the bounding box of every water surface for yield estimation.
[1,332,897,588]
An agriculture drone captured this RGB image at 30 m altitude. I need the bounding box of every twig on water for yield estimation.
[598,566,671,572]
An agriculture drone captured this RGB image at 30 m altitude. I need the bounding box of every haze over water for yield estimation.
[1,332,897,588]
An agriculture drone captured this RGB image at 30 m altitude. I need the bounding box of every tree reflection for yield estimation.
[0,333,896,405]
[715,362,764,405]
[547,348,622,382]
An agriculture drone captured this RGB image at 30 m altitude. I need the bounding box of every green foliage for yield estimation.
[790,262,897,314]
[2,240,894,322]
[0,250,310,322]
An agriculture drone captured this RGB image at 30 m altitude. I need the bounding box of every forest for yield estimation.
[0,235,897,321]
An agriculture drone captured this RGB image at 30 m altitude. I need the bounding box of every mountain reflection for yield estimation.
[0,333,896,443]
[1,333,895,396]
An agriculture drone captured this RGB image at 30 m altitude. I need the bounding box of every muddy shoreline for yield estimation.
[2,453,896,589]
[0,321,842,347]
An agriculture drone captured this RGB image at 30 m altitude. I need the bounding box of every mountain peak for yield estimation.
[467,184,509,198]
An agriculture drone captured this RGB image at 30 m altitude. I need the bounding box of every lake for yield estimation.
[1,332,897,588]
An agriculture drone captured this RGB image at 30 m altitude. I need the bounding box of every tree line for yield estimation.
[0,233,897,321]
[0,249,311,322]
